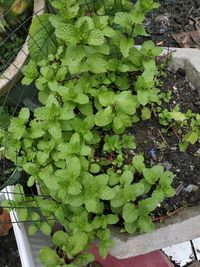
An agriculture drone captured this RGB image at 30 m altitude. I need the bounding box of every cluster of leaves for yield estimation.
[1,0,177,266]
[158,106,200,151]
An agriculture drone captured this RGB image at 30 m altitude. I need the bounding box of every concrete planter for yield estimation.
[109,47,200,259]
[0,0,46,97]
[2,48,200,266]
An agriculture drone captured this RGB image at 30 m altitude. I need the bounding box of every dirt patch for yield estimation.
[136,0,200,47]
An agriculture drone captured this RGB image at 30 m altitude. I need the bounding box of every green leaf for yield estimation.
[124,222,137,234]
[48,122,62,139]
[87,56,108,73]
[98,91,115,107]
[140,40,162,57]
[28,224,38,236]
[120,38,134,58]
[40,221,52,235]
[120,170,133,185]
[170,111,186,122]
[52,231,68,247]
[67,157,81,178]
[37,151,49,165]
[90,163,100,173]
[106,214,119,225]
[88,30,105,46]
[94,106,114,126]
[29,14,57,61]
[143,165,163,185]
[138,216,154,233]
[122,203,139,223]
[184,131,198,145]
[141,107,151,120]
[68,181,82,195]
[100,187,116,200]
[85,199,99,212]
[39,247,61,267]
[115,91,138,115]
[114,12,133,27]
[132,155,145,173]
[137,90,149,106]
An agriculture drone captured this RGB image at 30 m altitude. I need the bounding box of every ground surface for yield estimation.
[137,0,200,47]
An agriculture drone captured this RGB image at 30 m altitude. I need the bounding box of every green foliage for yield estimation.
[158,107,200,151]
[1,1,178,267]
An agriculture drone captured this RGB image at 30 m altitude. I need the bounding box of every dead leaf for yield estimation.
[172,29,200,48]
[0,209,12,236]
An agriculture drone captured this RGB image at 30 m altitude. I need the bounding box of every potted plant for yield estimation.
[1,0,200,266]
[0,0,46,96]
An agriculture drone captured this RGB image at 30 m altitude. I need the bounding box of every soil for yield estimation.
[0,229,21,267]
[130,69,200,219]
[136,0,200,47]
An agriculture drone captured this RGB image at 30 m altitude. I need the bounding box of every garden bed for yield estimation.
[131,69,200,218]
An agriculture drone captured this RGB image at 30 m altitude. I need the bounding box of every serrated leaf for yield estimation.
[122,203,139,223]
[114,12,133,27]
[85,199,98,212]
[98,91,115,107]
[185,131,198,145]
[88,29,105,46]
[90,163,100,173]
[120,38,134,58]
[94,106,113,126]
[29,14,57,61]
[132,155,145,173]
[39,247,60,267]
[100,187,116,200]
[115,91,138,115]
[170,111,186,121]
[124,222,137,234]
[52,231,68,246]
[87,56,108,73]
[138,216,154,233]
[141,107,151,120]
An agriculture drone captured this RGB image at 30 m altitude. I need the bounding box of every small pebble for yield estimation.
[183,184,199,193]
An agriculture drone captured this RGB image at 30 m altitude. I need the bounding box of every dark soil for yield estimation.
[130,70,200,218]
[136,0,200,47]
[0,229,21,267]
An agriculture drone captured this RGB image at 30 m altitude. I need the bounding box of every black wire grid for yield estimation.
[0,0,191,228]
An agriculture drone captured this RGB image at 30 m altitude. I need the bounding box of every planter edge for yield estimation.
[0,0,46,97]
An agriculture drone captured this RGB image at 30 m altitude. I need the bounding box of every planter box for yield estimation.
[2,48,200,266]
[0,0,46,97]
[109,47,200,259]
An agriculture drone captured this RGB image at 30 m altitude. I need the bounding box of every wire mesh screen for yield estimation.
[0,0,198,238]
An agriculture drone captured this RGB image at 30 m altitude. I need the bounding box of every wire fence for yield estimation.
[0,0,198,227]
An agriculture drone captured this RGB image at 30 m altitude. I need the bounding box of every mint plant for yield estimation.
[1,1,177,266]
[158,106,200,151]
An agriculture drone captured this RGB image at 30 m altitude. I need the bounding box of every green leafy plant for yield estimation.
[158,106,200,151]
[1,0,177,266]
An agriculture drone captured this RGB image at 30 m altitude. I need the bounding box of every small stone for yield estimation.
[183,184,199,193]
[195,148,200,157]
[162,161,172,170]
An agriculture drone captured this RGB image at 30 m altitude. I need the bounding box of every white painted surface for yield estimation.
[192,238,200,261]
[162,241,195,266]
[2,186,51,267]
